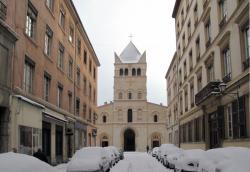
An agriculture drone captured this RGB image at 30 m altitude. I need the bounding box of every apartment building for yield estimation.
[166,0,249,149]
[0,0,100,164]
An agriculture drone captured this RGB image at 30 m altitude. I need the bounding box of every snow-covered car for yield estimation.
[174,149,205,172]
[151,147,159,158]
[66,147,110,172]
[104,147,116,167]
[108,146,120,163]
[0,152,59,172]
[166,150,185,169]
[198,147,250,172]
[119,149,124,160]
[162,147,183,167]
[158,144,176,163]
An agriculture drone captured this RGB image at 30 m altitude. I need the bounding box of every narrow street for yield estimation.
[111,152,173,172]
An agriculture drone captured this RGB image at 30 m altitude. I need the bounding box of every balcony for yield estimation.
[195,81,221,105]
[243,58,250,70]
[0,1,7,20]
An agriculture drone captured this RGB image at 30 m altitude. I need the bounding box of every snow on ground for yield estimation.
[54,163,67,172]
[111,152,173,172]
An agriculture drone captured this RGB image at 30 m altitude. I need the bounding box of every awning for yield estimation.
[43,108,67,122]
[14,95,45,109]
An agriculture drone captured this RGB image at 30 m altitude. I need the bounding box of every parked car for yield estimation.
[0,152,59,172]
[151,147,159,158]
[198,147,250,172]
[108,146,120,163]
[174,149,205,172]
[119,149,124,160]
[162,147,183,167]
[66,147,110,172]
[104,147,116,168]
[158,144,181,166]
[166,150,185,169]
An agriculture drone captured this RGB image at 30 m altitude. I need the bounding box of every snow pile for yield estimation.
[0,152,59,172]
[54,163,67,172]
[198,147,250,172]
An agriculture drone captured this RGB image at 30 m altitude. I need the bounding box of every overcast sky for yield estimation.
[73,0,176,106]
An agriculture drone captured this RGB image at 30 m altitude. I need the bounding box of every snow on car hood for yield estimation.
[0,152,59,172]
[67,158,101,172]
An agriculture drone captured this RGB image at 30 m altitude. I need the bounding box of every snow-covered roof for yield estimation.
[119,41,141,63]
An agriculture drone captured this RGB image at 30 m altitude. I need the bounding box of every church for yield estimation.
[96,42,167,151]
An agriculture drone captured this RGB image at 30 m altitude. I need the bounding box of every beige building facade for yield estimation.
[166,0,250,150]
[0,0,100,164]
[97,42,167,151]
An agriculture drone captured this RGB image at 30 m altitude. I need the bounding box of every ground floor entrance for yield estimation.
[124,128,135,151]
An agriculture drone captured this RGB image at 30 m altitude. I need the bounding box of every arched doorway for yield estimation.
[124,128,135,151]
[101,136,109,147]
[151,133,161,148]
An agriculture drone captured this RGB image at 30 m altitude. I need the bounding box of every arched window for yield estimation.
[118,92,123,99]
[102,115,107,123]
[128,92,132,99]
[138,92,142,99]
[128,109,133,122]
[119,69,123,76]
[132,68,136,76]
[125,68,128,76]
[137,68,141,76]
[154,115,158,122]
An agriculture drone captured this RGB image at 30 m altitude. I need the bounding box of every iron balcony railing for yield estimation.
[0,1,7,20]
[195,81,221,105]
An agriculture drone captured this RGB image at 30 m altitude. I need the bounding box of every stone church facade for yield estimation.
[96,42,167,151]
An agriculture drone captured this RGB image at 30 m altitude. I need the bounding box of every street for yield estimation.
[111,152,173,172]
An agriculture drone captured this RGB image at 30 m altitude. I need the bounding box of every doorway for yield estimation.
[124,128,135,151]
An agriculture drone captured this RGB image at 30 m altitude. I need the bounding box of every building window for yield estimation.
[76,98,80,116]
[83,103,87,119]
[89,83,92,100]
[194,3,198,26]
[46,0,54,11]
[89,60,92,73]
[138,92,142,99]
[190,81,194,108]
[194,117,201,142]
[189,50,193,71]
[137,68,141,76]
[68,92,72,113]
[128,92,132,100]
[154,115,158,122]
[77,38,81,55]
[118,92,123,99]
[195,37,200,61]
[93,67,96,79]
[58,43,64,70]
[219,0,227,21]
[242,25,250,69]
[180,93,183,115]
[127,109,133,122]
[68,58,73,79]
[19,126,41,155]
[205,18,211,47]
[44,25,53,56]
[57,84,63,108]
[84,50,87,65]
[77,67,80,86]
[119,69,123,76]
[69,26,74,43]
[179,69,182,86]
[226,103,233,138]
[43,72,51,101]
[125,68,128,76]
[197,69,202,91]
[83,77,87,95]
[132,68,136,76]
[59,7,65,29]
[88,108,92,122]
[26,2,37,38]
[222,46,232,81]
[187,20,191,39]
[184,61,187,79]
[232,96,247,138]
[102,115,107,123]
[24,57,34,93]
[184,87,188,112]
[188,122,193,142]
[206,57,214,82]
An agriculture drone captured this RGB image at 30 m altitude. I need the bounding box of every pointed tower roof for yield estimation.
[119,41,141,63]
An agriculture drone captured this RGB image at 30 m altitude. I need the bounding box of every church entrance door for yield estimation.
[124,129,135,151]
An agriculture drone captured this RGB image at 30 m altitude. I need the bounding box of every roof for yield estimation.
[119,41,141,63]
[172,0,181,18]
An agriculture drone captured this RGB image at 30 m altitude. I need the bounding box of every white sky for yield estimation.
[73,0,176,106]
